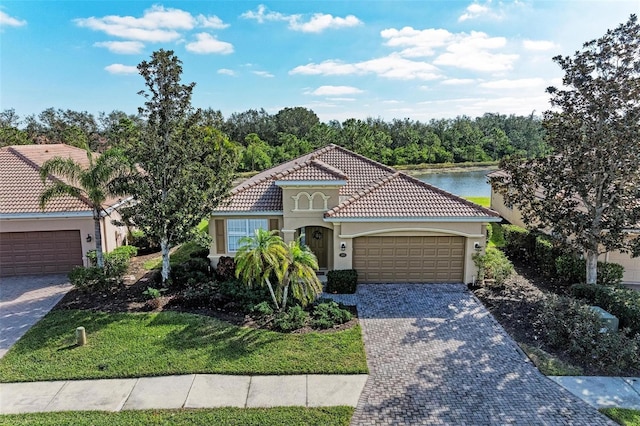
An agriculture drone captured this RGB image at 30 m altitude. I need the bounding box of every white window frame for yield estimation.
[227,219,268,252]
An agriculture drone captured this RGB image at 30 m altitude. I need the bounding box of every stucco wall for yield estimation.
[600,234,640,284]
[490,188,526,227]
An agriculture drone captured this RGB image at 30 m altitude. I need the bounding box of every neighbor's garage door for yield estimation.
[353,236,465,283]
[0,230,83,277]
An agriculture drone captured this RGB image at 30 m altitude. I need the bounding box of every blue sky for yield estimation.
[1,1,637,123]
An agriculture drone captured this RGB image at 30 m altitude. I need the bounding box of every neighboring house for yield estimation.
[487,170,640,285]
[0,144,129,277]
[210,144,500,284]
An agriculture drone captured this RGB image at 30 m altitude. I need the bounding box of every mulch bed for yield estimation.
[54,252,358,333]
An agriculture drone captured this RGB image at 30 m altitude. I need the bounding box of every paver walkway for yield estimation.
[0,275,71,358]
[352,283,614,425]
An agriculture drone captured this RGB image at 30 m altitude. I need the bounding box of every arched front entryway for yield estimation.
[298,226,333,269]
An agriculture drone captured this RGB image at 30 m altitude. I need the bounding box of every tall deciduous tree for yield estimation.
[498,15,640,284]
[39,145,130,267]
[116,49,238,283]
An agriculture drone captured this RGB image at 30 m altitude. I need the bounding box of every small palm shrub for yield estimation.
[311,300,352,329]
[273,305,309,332]
[472,247,514,285]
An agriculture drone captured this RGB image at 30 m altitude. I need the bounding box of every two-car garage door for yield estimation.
[0,230,83,277]
[353,236,465,283]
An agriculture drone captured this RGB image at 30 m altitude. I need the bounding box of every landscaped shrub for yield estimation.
[215,256,236,282]
[502,225,533,260]
[556,255,625,286]
[111,245,138,259]
[218,279,270,312]
[326,270,358,294]
[538,294,640,374]
[171,258,212,288]
[488,223,506,247]
[311,300,353,329]
[571,284,640,337]
[179,280,220,308]
[68,266,111,292]
[273,305,309,332]
[128,229,160,254]
[189,247,210,259]
[472,247,514,285]
[533,234,560,276]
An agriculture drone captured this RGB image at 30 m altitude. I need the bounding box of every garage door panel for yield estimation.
[0,230,83,277]
[353,235,465,283]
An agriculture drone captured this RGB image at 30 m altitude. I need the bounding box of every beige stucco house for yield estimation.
[0,144,129,276]
[487,170,640,285]
[210,144,500,284]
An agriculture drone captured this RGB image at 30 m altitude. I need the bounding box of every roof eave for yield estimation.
[323,216,502,223]
[211,210,284,217]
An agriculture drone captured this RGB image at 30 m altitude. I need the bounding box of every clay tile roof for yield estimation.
[275,159,348,181]
[325,172,499,219]
[0,145,91,214]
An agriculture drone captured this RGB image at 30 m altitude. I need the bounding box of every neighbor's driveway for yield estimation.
[0,275,72,358]
[352,283,613,425]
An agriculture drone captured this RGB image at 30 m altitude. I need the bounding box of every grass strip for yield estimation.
[0,310,367,382]
[600,408,640,426]
[0,407,354,426]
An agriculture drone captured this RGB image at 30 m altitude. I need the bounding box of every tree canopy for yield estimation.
[113,49,238,283]
[498,14,640,284]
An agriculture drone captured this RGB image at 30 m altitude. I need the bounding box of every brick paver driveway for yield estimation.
[352,284,613,425]
[0,275,71,358]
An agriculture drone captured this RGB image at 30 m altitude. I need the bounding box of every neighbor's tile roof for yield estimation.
[325,172,499,219]
[0,145,91,214]
[215,144,498,219]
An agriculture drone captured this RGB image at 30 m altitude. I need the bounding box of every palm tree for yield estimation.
[281,240,322,309]
[39,145,130,268]
[234,228,287,310]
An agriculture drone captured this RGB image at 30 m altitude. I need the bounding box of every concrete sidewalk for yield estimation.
[0,374,368,414]
[550,376,640,410]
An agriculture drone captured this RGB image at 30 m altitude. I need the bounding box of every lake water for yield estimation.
[414,168,493,197]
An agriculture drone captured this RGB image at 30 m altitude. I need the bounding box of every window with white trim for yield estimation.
[227,219,268,252]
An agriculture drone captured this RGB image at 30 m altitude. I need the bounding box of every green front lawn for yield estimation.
[462,196,490,207]
[0,310,367,382]
[601,408,640,426]
[0,407,353,426]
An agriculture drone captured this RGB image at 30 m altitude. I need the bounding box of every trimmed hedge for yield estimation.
[326,270,358,294]
[571,284,640,337]
[472,247,514,285]
[502,225,533,260]
[556,256,625,286]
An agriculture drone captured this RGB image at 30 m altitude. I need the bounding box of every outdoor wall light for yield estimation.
[86,234,93,243]
[340,242,347,251]
[474,242,481,251]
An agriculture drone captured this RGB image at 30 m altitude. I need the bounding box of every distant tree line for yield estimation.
[0,106,548,171]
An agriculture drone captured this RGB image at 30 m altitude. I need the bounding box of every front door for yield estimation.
[306,226,328,269]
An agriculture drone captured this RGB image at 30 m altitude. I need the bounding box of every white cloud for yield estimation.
[104,64,138,74]
[217,68,236,76]
[441,78,476,85]
[76,5,229,44]
[242,5,361,33]
[197,14,229,29]
[0,11,26,27]
[328,97,356,102]
[522,39,558,51]
[291,53,441,80]
[381,27,452,57]
[433,31,518,72]
[479,78,546,89]
[290,13,361,33]
[253,70,274,78]
[94,41,144,54]
[186,33,234,54]
[458,3,492,22]
[307,86,363,96]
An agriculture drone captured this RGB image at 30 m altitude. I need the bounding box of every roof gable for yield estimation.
[0,145,92,214]
[325,172,499,220]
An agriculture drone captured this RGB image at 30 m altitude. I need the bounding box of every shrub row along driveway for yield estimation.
[352,283,613,425]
